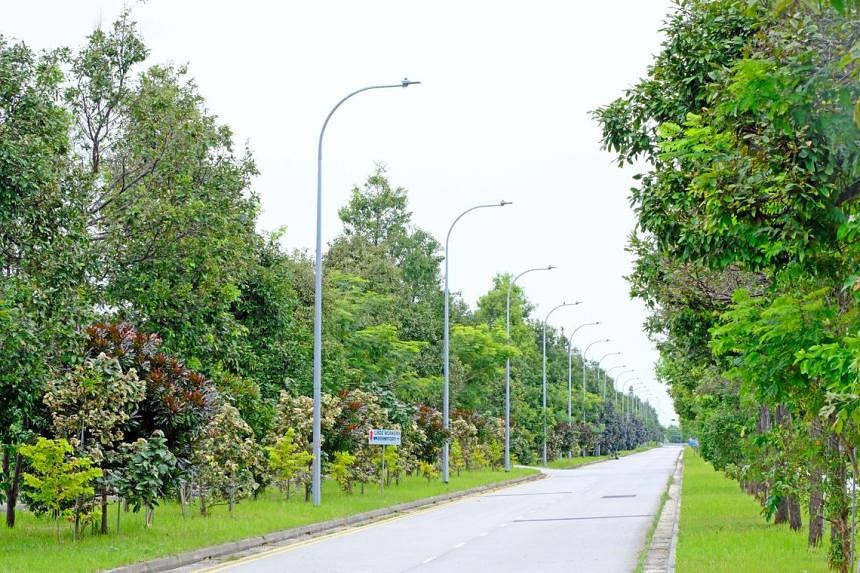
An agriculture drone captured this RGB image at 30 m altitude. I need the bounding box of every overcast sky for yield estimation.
[6,0,679,424]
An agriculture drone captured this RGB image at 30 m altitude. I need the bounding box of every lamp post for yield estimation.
[443,201,511,483]
[312,79,420,506]
[596,352,622,400]
[504,266,555,471]
[542,301,581,465]
[623,380,640,420]
[604,364,627,402]
[566,322,600,427]
[581,339,610,405]
[614,370,636,409]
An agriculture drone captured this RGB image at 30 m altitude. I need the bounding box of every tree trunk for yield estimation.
[827,430,851,573]
[305,482,311,502]
[809,483,824,546]
[771,405,801,531]
[100,489,109,534]
[809,418,824,546]
[775,497,790,525]
[145,506,154,528]
[200,488,208,517]
[179,481,187,519]
[5,452,21,528]
[73,503,81,541]
[750,405,771,505]
[788,496,802,532]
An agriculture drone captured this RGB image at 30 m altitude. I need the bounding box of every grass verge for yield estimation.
[0,468,536,573]
[544,443,659,470]
[676,448,828,572]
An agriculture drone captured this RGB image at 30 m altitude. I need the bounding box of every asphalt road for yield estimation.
[205,445,682,573]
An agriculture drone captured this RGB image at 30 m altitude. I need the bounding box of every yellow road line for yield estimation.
[202,477,539,572]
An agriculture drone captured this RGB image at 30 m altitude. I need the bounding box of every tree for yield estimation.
[450,439,465,477]
[266,428,312,500]
[116,431,177,529]
[193,404,259,515]
[330,451,356,494]
[43,352,144,534]
[596,1,859,568]
[85,322,218,461]
[0,34,92,529]
[19,438,102,541]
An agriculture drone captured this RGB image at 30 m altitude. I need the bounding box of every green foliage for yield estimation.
[418,461,439,483]
[43,353,144,463]
[117,432,177,527]
[597,1,860,569]
[266,428,312,499]
[450,439,465,476]
[330,451,356,495]
[85,322,218,459]
[19,438,102,539]
[193,404,260,514]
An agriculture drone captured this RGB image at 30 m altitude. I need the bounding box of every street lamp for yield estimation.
[614,370,636,409]
[581,339,610,404]
[312,78,420,506]
[604,364,627,396]
[504,265,555,471]
[566,322,600,427]
[542,301,581,465]
[596,352,622,400]
[442,201,511,483]
[603,364,627,415]
[622,379,640,420]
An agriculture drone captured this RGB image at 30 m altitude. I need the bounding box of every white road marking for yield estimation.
[453,542,466,549]
[422,556,437,564]
[479,531,488,537]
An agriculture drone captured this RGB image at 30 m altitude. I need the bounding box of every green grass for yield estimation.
[676,448,828,573]
[544,443,659,469]
[0,468,536,573]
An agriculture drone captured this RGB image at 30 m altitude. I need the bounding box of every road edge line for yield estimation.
[104,471,546,573]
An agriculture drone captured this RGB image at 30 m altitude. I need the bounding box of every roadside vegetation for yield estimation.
[596,0,859,570]
[544,442,659,469]
[0,6,660,567]
[676,449,828,572]
[0,468,535,573]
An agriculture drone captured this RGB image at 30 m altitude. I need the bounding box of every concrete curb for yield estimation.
[104,472,545,573]
[643,450,684,573]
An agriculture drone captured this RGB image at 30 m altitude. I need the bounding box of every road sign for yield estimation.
[368,428,401,446]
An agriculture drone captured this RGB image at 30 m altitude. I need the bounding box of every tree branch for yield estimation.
[836,178,860,207]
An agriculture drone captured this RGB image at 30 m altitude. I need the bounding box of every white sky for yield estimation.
[5,0,679,425]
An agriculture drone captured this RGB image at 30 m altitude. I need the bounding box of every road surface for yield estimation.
[204,446,682,573]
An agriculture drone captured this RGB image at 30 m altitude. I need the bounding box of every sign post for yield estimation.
[368,429,401,494]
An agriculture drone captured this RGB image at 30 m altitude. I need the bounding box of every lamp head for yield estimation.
[401,78,421,87]
[500,200,512,206]
[547,265,556,270]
